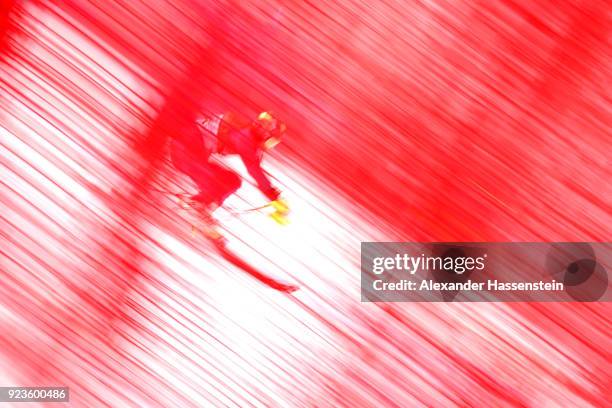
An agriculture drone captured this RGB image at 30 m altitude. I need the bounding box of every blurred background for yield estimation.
[0,0,610,406]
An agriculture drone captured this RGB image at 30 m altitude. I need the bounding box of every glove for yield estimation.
[269,198,290,225]
[270,198,289,214]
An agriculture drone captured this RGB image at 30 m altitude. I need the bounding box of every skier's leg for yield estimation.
[185,162,239,205]
[187,162,240,228]
[208,164,242,206]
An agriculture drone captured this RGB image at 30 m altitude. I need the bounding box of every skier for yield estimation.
[170,110,289,238]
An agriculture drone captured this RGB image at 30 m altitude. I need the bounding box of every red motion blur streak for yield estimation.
[1,0,610,407]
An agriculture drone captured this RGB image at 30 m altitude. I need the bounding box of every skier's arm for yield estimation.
[238,138,281,201]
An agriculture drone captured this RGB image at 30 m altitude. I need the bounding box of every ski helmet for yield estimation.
[254,111,286,149]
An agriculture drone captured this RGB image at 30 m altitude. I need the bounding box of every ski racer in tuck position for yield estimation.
[170,110,289,239]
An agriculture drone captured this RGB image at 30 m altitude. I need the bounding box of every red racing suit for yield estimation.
[170,112,280,207]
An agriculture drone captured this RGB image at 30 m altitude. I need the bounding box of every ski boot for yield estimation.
[186,199,226,247]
